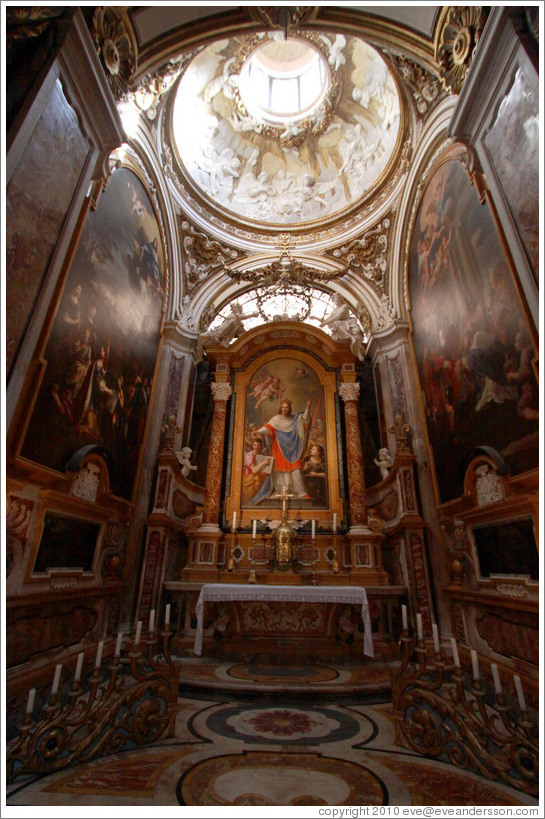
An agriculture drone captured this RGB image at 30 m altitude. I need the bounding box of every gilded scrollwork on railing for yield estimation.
[6,626,179,784]
[392,632,538,796]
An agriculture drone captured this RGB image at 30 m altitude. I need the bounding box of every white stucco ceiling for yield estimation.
[170,31,402,227]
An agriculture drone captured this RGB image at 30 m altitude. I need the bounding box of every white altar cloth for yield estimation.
[194,583,374,658]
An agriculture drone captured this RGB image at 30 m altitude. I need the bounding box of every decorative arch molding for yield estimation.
[388,94,458,320]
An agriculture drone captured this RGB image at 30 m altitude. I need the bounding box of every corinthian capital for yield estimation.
[211,382,232,402]
[338,382,360,403]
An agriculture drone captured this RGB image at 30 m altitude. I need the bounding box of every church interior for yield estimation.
[3,4,541,811]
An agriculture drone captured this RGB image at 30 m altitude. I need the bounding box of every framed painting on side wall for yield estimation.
[408,157,538,504]
[20,166,165,501]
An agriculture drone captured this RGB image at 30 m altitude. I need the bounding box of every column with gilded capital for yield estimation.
[201,381,232,529]
[339,381,388,585]
[338,381,368,530]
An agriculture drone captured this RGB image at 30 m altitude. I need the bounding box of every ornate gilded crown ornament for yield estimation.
[435,6,489,94]
[91,6,138,100]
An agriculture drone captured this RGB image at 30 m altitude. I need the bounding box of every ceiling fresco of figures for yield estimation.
[170,31,402,226]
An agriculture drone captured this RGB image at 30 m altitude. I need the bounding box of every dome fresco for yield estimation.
[172,31,402,226]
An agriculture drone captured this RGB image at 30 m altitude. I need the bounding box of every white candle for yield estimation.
[432,623,440,654]
[149,609,156,633]
[311,520,316,540]
[95,640,104,668]
[252,519,257,539]
[51,664,62,695]
[232,511,237,529]
[491,663,502,694]
[401,604,408,631]
[115,632,124,657]
[26,688,36,714]
[450,637,460,667]
[134,620,142,646]
[333,513,337,531]
[74,652,84,680]
[471,649,480,680]
[513,674,526,710]
[416,613,423,641]
[165,604,171,626]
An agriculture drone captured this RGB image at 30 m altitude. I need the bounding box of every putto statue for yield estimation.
[374,447,394,480]
[175,446,198,478]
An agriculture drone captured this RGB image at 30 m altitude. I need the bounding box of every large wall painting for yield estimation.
[21,167,165,500]
[242,359,327,508]
[409,158,538,503]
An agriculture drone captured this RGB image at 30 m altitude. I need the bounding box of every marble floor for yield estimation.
[5,659,540,811]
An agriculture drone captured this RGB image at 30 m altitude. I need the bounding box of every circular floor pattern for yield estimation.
[227,663,339,683]
[205,703,364,744]
[177,751,387,805]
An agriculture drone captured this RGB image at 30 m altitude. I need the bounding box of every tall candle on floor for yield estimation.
[165,604,171,626]
[149,609,155,633]
[416,613,423,641]
[115,632,123,657]
[471,649,480,680]
[95,640,104,668]
[432,623,440,654]
[311,520,316,540]
[134,620,142,646]
[450,637,460,667]
[491,663,502,694]
[26,688,36,714]
[74,652,84,681]
[51,664,62,695]
[232,510,237,529]
[252,519,257,539]
[401,604,408,631]
[513,674,526,710]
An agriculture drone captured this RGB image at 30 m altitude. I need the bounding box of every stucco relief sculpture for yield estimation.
[319,294,367,360]
[172,32,401,224]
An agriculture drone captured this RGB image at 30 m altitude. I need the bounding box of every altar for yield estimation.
[194,583,374,658]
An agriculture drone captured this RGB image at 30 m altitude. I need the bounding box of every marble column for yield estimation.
[201,381,232,529]
[338,381,368,530]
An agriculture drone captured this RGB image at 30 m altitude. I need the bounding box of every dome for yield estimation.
[170,32,402,227]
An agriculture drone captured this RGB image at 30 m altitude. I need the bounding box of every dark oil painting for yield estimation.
[22,167,164,500]
[408,159,538,503]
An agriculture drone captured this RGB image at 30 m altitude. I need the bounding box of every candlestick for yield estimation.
[432,623,440,654]
[149,609,156,633]
[416,613,423,641]
[74,652,84,680]
[513,674,526,710]
[252,519,257,539]
[165,603,171,626]
[26,688,36,714]
[491,663,502,694]
[449,637,460,667]
[401,604,408,631]
[134,620,142,646]
[232,510,237,529]
[333,512,337,531]
[471,649,480,680]
[95,640,104,669]
[51,664,62,695]
[311,519,315,540]
[115,632,123,657]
